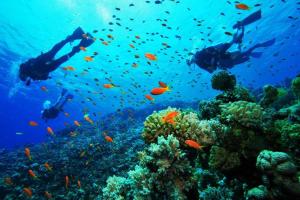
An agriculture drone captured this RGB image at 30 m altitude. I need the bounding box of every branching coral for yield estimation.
[220,101,264,128]
[102,135,195,200]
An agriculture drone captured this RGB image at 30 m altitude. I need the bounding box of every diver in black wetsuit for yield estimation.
[19,27,94,86]
[42,89,73,121]
[187,10,276,73]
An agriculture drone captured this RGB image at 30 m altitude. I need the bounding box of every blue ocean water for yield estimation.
[0,0,299,149]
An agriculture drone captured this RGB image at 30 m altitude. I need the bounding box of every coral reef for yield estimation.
[211,70,236,91]
[291,77,300,98]
[2,72,300,199]
[208,146,240,171]
[220,101,264,128]
[198,100,220,120]
[216,86,255,103]
[259,85,279,107]
[142,107,227,147]
[245,185,268,200]
[102,135,195,200]
[274,120,300,158]
[254,150,300,199]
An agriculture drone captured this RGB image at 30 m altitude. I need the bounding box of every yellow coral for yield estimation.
[142,107,227,147]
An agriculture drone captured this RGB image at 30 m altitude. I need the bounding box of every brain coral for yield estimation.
[220,101,264,128]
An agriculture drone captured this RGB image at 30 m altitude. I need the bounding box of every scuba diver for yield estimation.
[187,10,276,73]
[41,89,73,121]
[19,27,94,86]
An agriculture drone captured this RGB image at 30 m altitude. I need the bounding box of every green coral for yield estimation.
[211,70,236,91]
[256,150,300,198]
[259,85,279,107]
[142,107,227,147]
[245,185,268,200]
[215,86,255,103]
[102,176,131,200]
[274,120,300,151]
[102,135,195,200]
[220,101,264,128]
[291,77,300,99]
[208,146,240,171]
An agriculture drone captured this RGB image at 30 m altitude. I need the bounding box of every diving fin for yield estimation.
[66,94,74,100]
[61,88,68,96]
[233,10,262,29]
[78,33,94,48]
[250,52,263,58]
[256,38,276,48]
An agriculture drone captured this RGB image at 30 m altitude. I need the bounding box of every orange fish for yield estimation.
[158,81,168,88]
[65,176,69,189]
[44,162,52,171]
[102,41,109,46]
[29,121,38,126]
[23,187,32,198]
[28,170,37,179]
[145,53,157,61]
[145,94,154,101]
[44,191,52,199]
[151,87,169,95]
[135,35,140,39]
[77,180,81,188]
[84,115,94,124]
[103,84,115,88]
[41,86,48,92]
[80,46,86,51]
[105,135,113,142]
[235,3,250,10]
[47,127,55,136]
[84,56,93,62]
[129,44,135,48]
[74,120,81,127]
[64,112,70,117]
[4,177,13,185]
[162,111,179,125]
[25,148,32,161]
[63,66,75,71]
[185,140,203,150]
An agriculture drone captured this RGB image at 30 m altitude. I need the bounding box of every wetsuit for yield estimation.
[42,89,73,121]
[188,10,276,73]
[19,27,94,85]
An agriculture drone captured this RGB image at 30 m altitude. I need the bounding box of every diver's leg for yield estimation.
[44,27,85,59]
[213,43,232,53]
[48,46,81,71]
[232,26,245,50]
